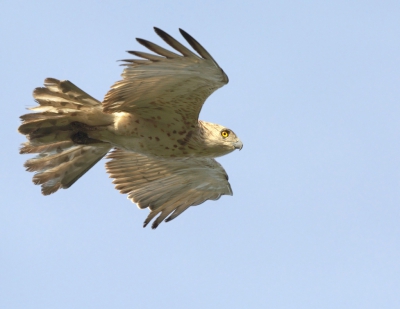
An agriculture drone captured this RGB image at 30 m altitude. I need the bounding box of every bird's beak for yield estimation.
[234,140,243,151]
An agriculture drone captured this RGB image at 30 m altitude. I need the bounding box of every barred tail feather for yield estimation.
[27,143,112,195]
[19,78,114,194]
[19,78,112,143]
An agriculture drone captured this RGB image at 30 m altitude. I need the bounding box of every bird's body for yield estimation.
[92,114,234,158]
[18,28,242,228]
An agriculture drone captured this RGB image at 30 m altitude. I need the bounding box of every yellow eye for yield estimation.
[221,130,230,138]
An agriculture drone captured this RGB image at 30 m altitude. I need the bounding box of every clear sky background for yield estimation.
[1,1,399,308]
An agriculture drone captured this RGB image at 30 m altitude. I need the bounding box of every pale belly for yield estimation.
[90,112,202,158]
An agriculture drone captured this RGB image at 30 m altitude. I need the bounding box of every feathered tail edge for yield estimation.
[19,78,113,194]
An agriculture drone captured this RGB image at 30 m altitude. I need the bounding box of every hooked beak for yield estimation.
[234,140,243,151]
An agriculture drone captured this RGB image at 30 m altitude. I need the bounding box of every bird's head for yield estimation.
[198,121,243,157]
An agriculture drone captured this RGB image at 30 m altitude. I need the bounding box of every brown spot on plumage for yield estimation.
[176,130,193,146]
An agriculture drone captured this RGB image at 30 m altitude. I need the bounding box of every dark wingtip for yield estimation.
[151,222,159,229]
[178,28,187,36]
[154,27,170,41]
[177,28,222,69]
[153,27,168,41]
[178,28,192,43]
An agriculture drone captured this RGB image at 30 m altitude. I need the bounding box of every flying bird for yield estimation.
[18,27,243,229]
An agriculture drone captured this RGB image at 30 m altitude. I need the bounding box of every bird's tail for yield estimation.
[18,78,113,195]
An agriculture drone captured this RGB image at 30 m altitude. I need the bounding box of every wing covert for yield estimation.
[102,28,229,127]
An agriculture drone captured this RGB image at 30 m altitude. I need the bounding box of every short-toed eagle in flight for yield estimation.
[18,28,243,229]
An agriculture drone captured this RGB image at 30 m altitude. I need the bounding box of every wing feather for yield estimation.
[106,149,232,228]
[136,38,180,59]
[154,27,200,59]
[127,51,165,61]
[102,28,228,127]
[178,28,218,63]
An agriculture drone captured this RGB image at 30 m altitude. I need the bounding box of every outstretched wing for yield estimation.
[102,28,229,126]
[106,149,233,229]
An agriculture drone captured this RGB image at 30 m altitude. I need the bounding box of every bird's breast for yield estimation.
[106,112,209,158]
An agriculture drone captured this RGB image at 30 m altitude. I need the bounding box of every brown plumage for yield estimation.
[18,28,243,228]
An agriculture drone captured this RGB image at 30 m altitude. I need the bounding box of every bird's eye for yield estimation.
[221,130,230,138]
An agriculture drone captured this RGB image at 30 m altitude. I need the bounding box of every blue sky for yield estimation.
[1,0,399,308]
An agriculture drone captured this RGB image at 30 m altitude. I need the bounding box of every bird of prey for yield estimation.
[18,27,243,229]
